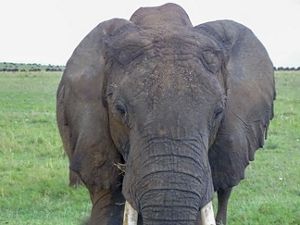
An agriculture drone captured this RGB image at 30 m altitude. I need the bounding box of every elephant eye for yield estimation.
[115,102,127,117]
[214,106,223,119]
[114,101,131,127]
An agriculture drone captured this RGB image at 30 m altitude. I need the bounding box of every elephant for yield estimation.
[56,3,275,225]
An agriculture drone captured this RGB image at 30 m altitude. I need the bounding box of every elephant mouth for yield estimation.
[122,201,216,225]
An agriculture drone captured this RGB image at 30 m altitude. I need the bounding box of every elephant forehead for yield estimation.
[120,61,223,107]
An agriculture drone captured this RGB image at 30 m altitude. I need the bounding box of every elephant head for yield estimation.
[56,3,275,225]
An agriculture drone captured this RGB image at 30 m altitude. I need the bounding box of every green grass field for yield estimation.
[0,71,299,225]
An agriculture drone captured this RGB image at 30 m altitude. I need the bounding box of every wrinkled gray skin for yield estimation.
[57,3,275,225]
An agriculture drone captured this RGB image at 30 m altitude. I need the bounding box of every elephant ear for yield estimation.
[195,20,276,191]
[56,19,134,200]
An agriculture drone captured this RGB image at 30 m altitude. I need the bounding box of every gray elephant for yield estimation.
[56,3,275,225]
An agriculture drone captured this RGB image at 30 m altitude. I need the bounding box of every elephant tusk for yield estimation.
[123,201,138,225]
[200,201,216,225]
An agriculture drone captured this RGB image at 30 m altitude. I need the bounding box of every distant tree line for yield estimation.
[274,66,300,71]
[0,68,19,72]
[0,62,65,72]
[45,65,63,72]
[1,62,299,72]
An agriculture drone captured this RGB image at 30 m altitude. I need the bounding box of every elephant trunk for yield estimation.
[123,137,214,225]
[140,189,200,224]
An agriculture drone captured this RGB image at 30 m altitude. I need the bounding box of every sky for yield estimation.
[0,0,299,67]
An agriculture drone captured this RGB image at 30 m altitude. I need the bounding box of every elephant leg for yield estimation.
[69,169,82,187]
[88,188,125,225]
[216,187,232,225]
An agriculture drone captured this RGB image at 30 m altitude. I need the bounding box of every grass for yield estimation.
[0,71,299,224]
[0,72,90,225]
